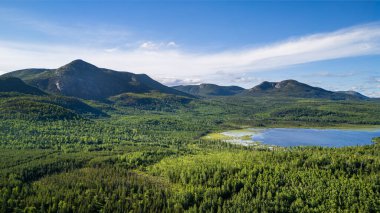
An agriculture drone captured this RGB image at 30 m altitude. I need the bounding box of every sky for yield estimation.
[0,1,380,97]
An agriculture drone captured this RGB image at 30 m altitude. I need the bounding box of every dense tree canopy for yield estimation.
[0,94,379,212]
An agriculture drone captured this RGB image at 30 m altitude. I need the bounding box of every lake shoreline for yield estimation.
[203,126,380,148]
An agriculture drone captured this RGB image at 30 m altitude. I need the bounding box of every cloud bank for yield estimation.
[1,17,380,97]
[1,23,380,77]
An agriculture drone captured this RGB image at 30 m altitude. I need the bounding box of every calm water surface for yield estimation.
[251,128,380,147]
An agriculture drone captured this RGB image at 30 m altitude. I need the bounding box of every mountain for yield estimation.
[0,77,46,95]
[2,62,368,101]
[2,60,193,100]
[336,91,369,100]
[172,84,245,97]
[241,80,369,100]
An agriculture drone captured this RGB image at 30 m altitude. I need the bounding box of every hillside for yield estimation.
[172,84,245,97]
[110,92,193,111]
[336,91,369,99]
[0,94,107,120]
[0,99,80,121]
[241,80,369,100]
[0,77,106,120]
[3,60,193,100]
[0,77,46,96]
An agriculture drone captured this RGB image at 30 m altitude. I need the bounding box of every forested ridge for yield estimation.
[0,91,379,212]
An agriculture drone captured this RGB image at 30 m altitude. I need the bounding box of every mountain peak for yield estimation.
[281,79,299,83]
[199,83,218,88]
[68,59,91,65]
[275,79,304,88]
[64,59,97,69]
[57,59,99,76]
[250,79,323,93]
[252,81,276,91]
[252,79,303,91]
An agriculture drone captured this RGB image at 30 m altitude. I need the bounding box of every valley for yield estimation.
[0,60,379,212]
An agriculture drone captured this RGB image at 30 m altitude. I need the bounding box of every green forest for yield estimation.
[1,93,380,212]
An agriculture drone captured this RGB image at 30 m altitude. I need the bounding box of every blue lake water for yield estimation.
[251,128,380,147]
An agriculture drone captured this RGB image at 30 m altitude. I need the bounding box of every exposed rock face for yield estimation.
[3,60,192,100]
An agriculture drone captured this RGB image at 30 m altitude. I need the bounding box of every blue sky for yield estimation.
[0,1,380,96]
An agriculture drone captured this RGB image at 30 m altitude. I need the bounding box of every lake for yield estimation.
[251,128,380,147]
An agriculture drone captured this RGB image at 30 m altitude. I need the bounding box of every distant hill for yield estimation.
[336,91,369,100]
[0,77,46,96]
[110,92,193,111]
[2,62,369,101]
[241,80,369,100]
[172,84,245,97]
[3,60,193,100]
[173,80,368,100]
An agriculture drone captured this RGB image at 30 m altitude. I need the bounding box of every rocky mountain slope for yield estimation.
[3,60,193,100]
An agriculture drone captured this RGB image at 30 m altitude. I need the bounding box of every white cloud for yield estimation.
[104,47,119,53]
[1,22,380,96]
[167,41,178,48]
[343,81,380,98]
[367,90,380,97]
[304,71,357,78]
[0,24,380,76]
[139,41,157,50]
[156,77,203,86]
[0,8,132,46]
[139,41,178,50]
[2,22,379,77]
[232,76,262,84]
